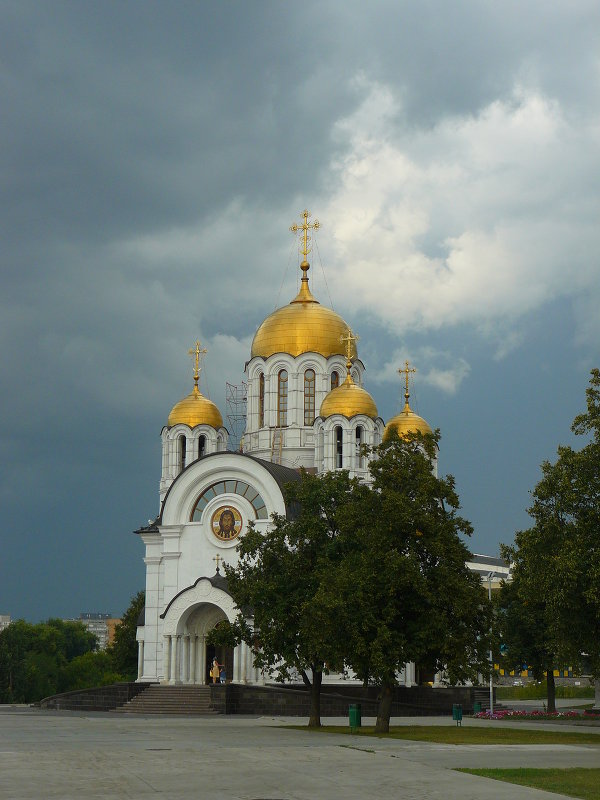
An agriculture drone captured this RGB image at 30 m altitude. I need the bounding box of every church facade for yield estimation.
[136,211,434,686]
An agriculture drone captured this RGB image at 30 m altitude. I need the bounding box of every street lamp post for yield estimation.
[486,570,497,716]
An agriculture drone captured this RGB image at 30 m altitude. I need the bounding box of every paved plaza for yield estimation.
[1,706,599,800]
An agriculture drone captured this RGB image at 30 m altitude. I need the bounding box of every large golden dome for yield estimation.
[167,385,223,428]
[320,372,378,419]
[251,263,357,360]
[168,385,223,428]
[383,401,432,441]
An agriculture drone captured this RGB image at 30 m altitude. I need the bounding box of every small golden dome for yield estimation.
[320,372,378,419]
[251,263,357,360]
[167,385,223,428]
[383,401,432,441]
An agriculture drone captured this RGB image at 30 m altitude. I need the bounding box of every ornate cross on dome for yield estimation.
[340,328,359,362]
[398,360,417,404]
[188,340,207,386]
[290,210,320,265]
[213,554,223,574]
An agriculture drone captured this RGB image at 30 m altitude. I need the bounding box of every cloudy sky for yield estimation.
[2,1,599,621]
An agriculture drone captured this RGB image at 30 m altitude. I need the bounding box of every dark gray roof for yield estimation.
[467,553,509,568]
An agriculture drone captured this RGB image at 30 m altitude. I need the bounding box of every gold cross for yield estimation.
[340,328,359,361]
[213,554,223,572]
[188,340,207,385]
[398,360,416,404]
[290,210,320,263]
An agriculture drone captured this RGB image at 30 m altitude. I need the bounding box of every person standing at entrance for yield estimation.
[210,658,220,683]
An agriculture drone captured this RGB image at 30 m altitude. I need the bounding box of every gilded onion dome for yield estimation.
[251,210,357,360]
[167,385,223,428]
[383,360,432,441]
[320,371,378,419]
[167,341,223,429]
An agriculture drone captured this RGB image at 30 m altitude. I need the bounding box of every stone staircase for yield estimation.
[114,684,217,715]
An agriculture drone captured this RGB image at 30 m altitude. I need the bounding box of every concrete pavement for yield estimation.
[1,706,599,800]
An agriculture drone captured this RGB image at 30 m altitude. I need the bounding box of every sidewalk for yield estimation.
[1,706,598,800]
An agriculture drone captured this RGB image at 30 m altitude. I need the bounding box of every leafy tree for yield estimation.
[221,470,362,727]
[60,651,123,691]
[108,590,145,680]
[319,431,490,732]
[503,370,600,709]
[495,574,561,712]
[0,619,98,703]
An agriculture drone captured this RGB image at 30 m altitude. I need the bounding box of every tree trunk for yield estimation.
[546,669,556,713]
[375,684,393,733]
[308,668,322,728]
[593,678,600,711]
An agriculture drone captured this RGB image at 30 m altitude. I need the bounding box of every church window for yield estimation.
[335,425,343,469]
[191,481,269,521]
[178,435,186,472]
[258,373,265,427]
[304,369,315,425]
[331,371,340,390]
[198,435,206,458]
[355,426,365,469]
[277,369,288,427]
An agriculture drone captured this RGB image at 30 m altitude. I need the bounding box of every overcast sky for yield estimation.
[2,1,599,621]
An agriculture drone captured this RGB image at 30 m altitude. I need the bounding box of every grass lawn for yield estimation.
[292,725,600,746]
[458,768,600,800]
[497,685,594,701]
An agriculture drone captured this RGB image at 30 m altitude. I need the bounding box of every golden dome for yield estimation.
[320,372,378,419]
[383,401,432,441]
[167,385,223,428]
[251,263,357,360]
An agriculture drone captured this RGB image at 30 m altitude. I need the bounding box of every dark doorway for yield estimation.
[205,641,234,684]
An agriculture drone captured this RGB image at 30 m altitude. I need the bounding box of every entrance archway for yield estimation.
[160,577,241,685]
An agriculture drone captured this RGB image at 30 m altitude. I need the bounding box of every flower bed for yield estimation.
[474,709,600,721]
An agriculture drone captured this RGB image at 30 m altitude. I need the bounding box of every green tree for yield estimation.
[504,370,600,709]
[222,470,362,727]
[60,651,124,691]
[108,590,145,680]
[320,432,490,732]
[0,619,98,703]
[495,574,561,712]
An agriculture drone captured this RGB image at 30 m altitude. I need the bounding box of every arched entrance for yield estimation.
[186,604,234,685]
[160,577,254,685]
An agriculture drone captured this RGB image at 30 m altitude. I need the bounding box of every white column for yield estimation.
[199,636,207,685]
[183,635,190,683]
[234,643,242,683]
[164,636,172,683]
[190,636,197,684]
[137,641,144,680]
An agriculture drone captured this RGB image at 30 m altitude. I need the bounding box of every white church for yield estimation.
[135,211,505,687]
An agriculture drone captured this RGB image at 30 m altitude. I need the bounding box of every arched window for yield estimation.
[331,371,340,390]
[355,426,364,469]
[335,425,343,469]
[198,435,206,459]
[304,369,316,425]
[178,435,186,472]
[258,373,265,428]
[277,369,288,427]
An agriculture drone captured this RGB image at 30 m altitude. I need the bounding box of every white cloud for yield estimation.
[318,77,600,353]
[373,347,471,396]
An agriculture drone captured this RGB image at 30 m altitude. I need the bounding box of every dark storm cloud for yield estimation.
[1,0,599,620]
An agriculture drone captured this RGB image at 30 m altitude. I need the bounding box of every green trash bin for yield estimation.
[349,703,362,729]
[473,701,482,714]
[452,704,463,726]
